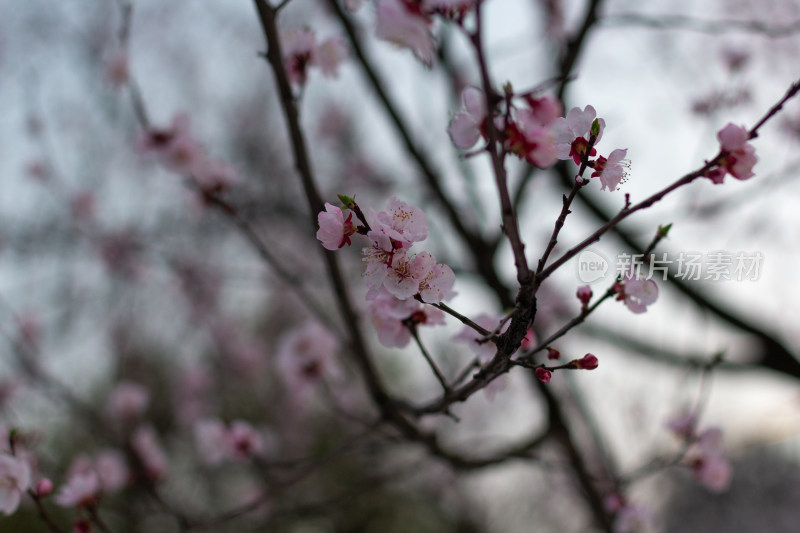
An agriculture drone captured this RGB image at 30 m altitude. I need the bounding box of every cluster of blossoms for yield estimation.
[317,197,455,348]
[281,28,347,86]
[194,419,272,465]
[360,0,476,65]
[138,114,238,200]
[0,454,31,515]
[56,450,129,508]
[667,413,733,493]
[706,122,758,184]
[449,91,631,191]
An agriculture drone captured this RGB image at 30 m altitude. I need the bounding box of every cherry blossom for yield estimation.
[414,252,456,303]
[707,122,757,183]
[368,288,445,348]
[362,230,397,298]
[317,203,356,250]
[371,196,429,246]
[375,0,435,66]
[94,450,129,494]
[615,272,658,314]
[448,87,487,149]
[107,381,149,420]
[281,29,317,86]
[520,328,537,351]
[55,471,99,508]
[612,503,653,533]
[138,114,205,175]
[689,427,732,492]
[131,425,168,481]
[506,110,558,168]
[454,314,504,363]
[0,455,30,515]
[591,148,630,191]
[552,105,605,165]
[316,37,348,78]
[194,419,229,466]
[276,322,340,394]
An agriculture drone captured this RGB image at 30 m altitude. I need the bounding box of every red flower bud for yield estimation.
[535,367,552,383]
[578,353,598,370]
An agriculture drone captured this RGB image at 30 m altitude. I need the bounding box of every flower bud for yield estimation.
[547,347,561,360]
[576,285,592,305]
[535,367,551,383]
[578,353,598,370]
[36,478,54,498]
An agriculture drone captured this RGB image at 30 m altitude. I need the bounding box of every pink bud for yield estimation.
[535,367,551,383]
[547,348,560,360]
[73,518,92,533]
[578,353,598,370]
[576,285,592,305]
[36,478,54,497]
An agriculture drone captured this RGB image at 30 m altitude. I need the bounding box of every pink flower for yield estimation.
[615,272,658,313]
[520,328,537,351]
[194,418,271,465]
[718,122,749,151]
[454,314,503,363]
[685,426,733,492]
[415,253,456,304]
[194,419,229,466]
[371,196,428,246]
[524,95,562,126]
[375,0,435,66]
[0,455,30,515]
[276,322,339,394]
[448,87,487,149]
[383,250,429,299]
[228,421,265,461]
[591,149,630,191]
[613,503,653,533]
[317,203,356,250]
[55,471,98,508]
[362,230,397,297]
[107,381,149,420]
[552,105,605,165]
[131,425,168,482]
[707,123,757,183]
[368,288,445,348]
[666,411,697,439]
[693,453,733,492]
[281,29,317,85]
[510,108,558,167]
[94,450,128,494]
[138,115,205,174]
[316,37,347,78]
